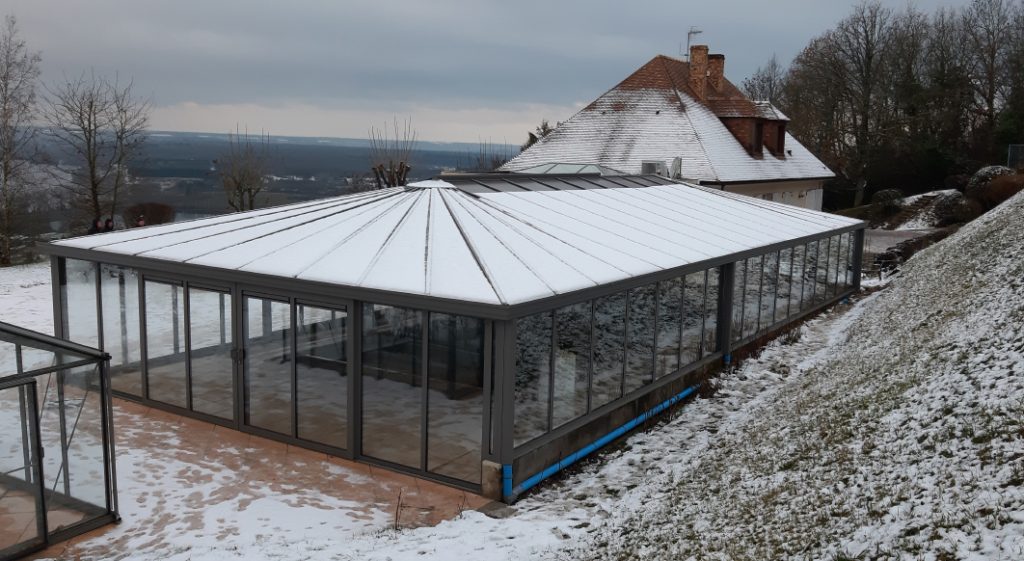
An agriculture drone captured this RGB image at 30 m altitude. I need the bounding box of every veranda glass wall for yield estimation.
[513,265,721,448]
[0,322,117,561]
[731,232,855,344]
[56,258,489,488]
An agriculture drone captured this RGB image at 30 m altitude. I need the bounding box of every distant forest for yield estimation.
[742,0,1024,208]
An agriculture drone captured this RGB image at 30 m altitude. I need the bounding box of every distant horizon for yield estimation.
[141,129,522,152]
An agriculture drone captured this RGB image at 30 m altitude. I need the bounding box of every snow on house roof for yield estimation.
[500,55,834,184]
[50,177,860,310]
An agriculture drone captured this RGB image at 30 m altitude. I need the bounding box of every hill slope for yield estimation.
[579,190,1024,559]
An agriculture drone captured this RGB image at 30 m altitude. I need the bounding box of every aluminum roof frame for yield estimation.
[41,176,866,321]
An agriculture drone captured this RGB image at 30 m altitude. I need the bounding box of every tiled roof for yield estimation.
[501,55,833,184]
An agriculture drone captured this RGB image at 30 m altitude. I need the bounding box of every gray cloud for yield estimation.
[10,0,974,141]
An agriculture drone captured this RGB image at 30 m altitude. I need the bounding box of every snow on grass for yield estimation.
[563,189,1024,560]
[0,260,54,333]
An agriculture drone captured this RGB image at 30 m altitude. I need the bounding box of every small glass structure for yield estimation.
[43,175,865,502]
[0,322,118,561]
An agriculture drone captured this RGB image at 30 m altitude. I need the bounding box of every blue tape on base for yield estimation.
[724,353,732,365]
[511,384,699,497]
[502,464,513,500]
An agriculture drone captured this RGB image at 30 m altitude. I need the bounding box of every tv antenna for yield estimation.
[682,27,703,59]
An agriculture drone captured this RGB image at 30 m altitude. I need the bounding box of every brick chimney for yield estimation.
[689,44,709,101]
[708,54,725,91]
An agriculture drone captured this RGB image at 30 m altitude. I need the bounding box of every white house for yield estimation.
[500,46,835,210]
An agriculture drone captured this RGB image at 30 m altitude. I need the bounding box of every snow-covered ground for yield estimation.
[4,190,1023,560]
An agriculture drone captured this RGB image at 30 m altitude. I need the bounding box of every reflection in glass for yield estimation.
[553,303,590,427]
[815,237,831,304]
[427,313,483,483]
[244,297,292,435]
[790,245,806,314]
[703,268,720,356]
[297,304,348,449]
[760,252,779,331]
[625,284,655,393]
[802,241,819,311]
[145,281,187,408]
[101,265,141,396]
[189,288,234,419]
[513,312,551,446]
[743,255,763,339]
[776,248,794,323]
[64,259,99,348]
[731,259,746,343]
[591,292,625,409]
[681,272,705,365]
[362,304,422,467]
[656,279,681,378]
[828,235,841,297]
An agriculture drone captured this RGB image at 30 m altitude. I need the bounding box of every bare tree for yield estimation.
[520,118,556,151]
[215,126,270,211]
[0,15,40,265]
[369,117,417,188]
[44,72,150,223]
[460,140,515,172]
[742,54,786,104]
[964,0,1014,157]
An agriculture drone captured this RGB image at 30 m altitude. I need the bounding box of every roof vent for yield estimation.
[641,160,668,177]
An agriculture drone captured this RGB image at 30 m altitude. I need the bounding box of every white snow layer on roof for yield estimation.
[52,183,860,307]
[500,87,835,184]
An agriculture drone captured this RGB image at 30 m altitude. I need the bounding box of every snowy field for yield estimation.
[3,190,1023,560]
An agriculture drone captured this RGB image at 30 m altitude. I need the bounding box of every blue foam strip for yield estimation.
[511,384,699,497]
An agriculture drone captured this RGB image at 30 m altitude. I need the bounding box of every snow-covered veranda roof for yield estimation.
[47,176,863,317]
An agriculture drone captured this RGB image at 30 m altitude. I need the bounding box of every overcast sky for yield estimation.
[8,0,974,143]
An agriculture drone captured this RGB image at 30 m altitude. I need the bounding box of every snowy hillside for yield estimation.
[571,189,1024,559]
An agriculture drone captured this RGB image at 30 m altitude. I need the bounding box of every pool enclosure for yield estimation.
[0,322,117,561]
[43,174,865,501]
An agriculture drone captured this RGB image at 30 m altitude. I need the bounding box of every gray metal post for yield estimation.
[852,228,866,290]
[718,263,735,362]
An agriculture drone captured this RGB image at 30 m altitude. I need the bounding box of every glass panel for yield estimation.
[296,303,348,449]
[189,288,234,420]
[0,384,44,553]
[775,248,793,323]
[743,255,763,338]
[625,284,655,393]
[815,238,831,304]
[681,272,705,365]
[591,292,625,410]
[512,312,551,447]
[789,245,805,319]
[0,340,15,373]
[361,304,422,467]
[101,265,142,396]
[60,365,107,508]
[830,235,842,297]
[802,241,819,311]
[760,252,779,331]
[703,268,720,356]
[63,259,99,348]
[244,297,292,435]
[655,279,681,378]
[145,281,187,408]
[553,303,590,427]
[427,313,483,483]
[843,233,855,287]
[731,259,746,343]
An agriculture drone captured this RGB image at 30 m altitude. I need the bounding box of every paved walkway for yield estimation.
[29,399,490,560]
